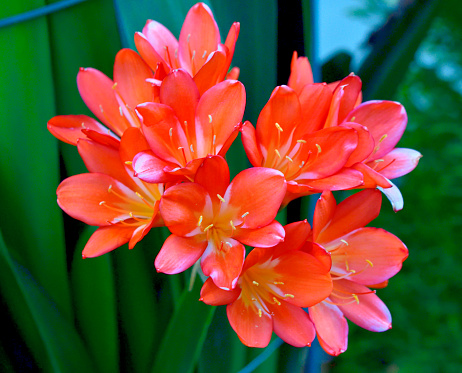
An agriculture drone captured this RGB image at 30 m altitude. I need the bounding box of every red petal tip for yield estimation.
[79,67,86,71]
[82,254,86,259]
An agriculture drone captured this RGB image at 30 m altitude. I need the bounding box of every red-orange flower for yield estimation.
[304,190,408,355]
[156,155,286,290]
[133,69,245,184]
[288,52,422,210]
[48,49,155,145]
[200,221,333,348]
[135,2,240,95]
[57,128,164,257]
[240,85,363,206]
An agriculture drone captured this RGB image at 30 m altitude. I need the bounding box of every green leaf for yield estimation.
[0,231,96,372]
[358,0,441,100]
[0,0,72,320]
[151,277,215,373]
[70,227,118,373]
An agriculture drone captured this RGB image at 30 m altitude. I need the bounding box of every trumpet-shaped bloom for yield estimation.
[200,221,333,348]
[305,190,408,355]
[133,69,245,184]
[135,2,240,95]
[288,52,422,210]
[156,155,286,290]
[240,85,363,206]
[48,48,155,145]
[57,128,164,257]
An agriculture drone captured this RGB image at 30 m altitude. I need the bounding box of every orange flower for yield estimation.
[132,69,245,184]
[240,85,363,206]
[304,190,408,355]
[135,2,240,95]
[288,52,422,210]
[156,155,286,290]
[200,221,333,347]
[57,128,164,257]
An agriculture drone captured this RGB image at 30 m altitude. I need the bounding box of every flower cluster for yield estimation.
[48,3,420,355]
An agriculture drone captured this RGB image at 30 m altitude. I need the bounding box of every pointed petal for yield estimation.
[298,83,332,134]
[155,235,207,274]
[200,277,241,306]
[82,225,134,258]
[300,242,332,272]
[330,227,408,284]
[113,48,155,109]
[298,168,364,192]
[227,66,240,80]
[233,221,285,248]
[351,162,392,188]
[194,155,230,204]
[160,69,200,131]
[47,115,108,145]
[379,179,404,212]
[225,167,286,228]
[195,79,246,158]
[77,67,131,136]
[240,121,263,166]
[193,50,227,95]
[341,122,375,166]
[271,302,315,347]
[201,239,245,290]
[57,174,138,226]
[371,148,422,179]
[227,296,273,348]
[316,189,382,244]
[179,3,221,74]
[288,52,314,94]
[160,182,209,236]
[346,101,407,160]
[128,205,159,250]
[134,31,171,74]
[132,150,176,184]
[272,220,311,257]
[222,22,240,80]
[142,20,179,68]
[309,302,348,356]
[119,127,150,164]
[333,280,392,332]
[313,192,336,241]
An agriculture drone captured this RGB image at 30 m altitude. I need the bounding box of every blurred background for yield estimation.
[1,0,461,372]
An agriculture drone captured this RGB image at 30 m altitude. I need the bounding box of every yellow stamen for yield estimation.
[366,259,374,267]
[340,239,349,246]
[275,122,283,132]
[284,294,294,298]
[352,294,360,304]
[112,82,118,89]
[274,281,284,285]
[208,114,212,123]
[197,215,203,227]
[119,106,123,116]
[273,297,281,306]
[202,50,207,58]
[190,144,194,153]
[297,139,306,143]
[241,212,249,218]
[258,309,262,318]
[203,223,214,232]
[252,281,259,286]
[274,149,281,158]
[229,220,236,231]
[285,155,293,162]
[316,143,322,153]
[125,161,132,165]
[217,194,225,203]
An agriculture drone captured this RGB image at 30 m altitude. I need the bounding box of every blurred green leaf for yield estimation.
[0,231,96,372]
[358,0,440,100]
[71,227,118,373]
[151,277,215,373]
[0,0,72,320]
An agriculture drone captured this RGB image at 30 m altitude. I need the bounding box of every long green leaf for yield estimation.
[70,227,119,373]
[358,0,440,100]
[151,278,215,373]
[0,0,72,320]
[0,232,96,372]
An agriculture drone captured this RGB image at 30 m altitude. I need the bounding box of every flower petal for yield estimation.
[194,155,230,205]
[200,277,241,306]
[82,225,134,258]
[271,301,315,347]
[298,83,332,134]
[312,191,336,241]
[271,220,311,257]
[134,31,171,74]
[240,121,263,166]
[346,101,407,160]
[288,51,314,94]
[47,115,108,145]
[225,167,286,228]
[233,221,285,248]
[201,238,245,290]
[142,20,179,68]
[378,178,404,212]
[119,127,150,164]
[160,182,209,236]
[341,122,374,166]
[155,235,207,274]
[222,22,240,80]
[132,150,176,184]
[227,296,273,348]
[77,67,131,136]
[193,50,227,95]
[316,189,382,244]
[333,280,392,332]
[309,302,348,356]
[330,227,408,284]
[371,148,422,179]
[351,162,392,188]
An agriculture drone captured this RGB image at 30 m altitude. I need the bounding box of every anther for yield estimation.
[258,309,262,318]
[365,259,374,267]
[340,239,349,246]
[208,114,212,123]
[135,192,144,199]
[112,82,118,89]
[119,106,123,116]
[285,156,293,162]
[187,34,191,43]
[197,215,203,227]
[190,144,194,153]
[351,116,356,121]
[202,50,207,58]
[99,201,106,205]
[352,294,360,304]
[99,104,104,113]
[81,122,85,128]
[316,143,322,153]
[229,220,236,230]
[374,159,384,163]
[284,294,295,298]
[273,297,281,306]
[217,194,225,203]
[297,139,306,143]
[108,184,113,192]
[251,297,257,301]
[274,149,281,158]
[203,224,214,232]
[379,134,388,143]
[241,212,249,218]
[191,50,196,60]
[274,281,284,285]
[213,135,216,145]
[225,242,232,247]
[299,161,305,168]
[171,167,181,172]
[275,122,283,132]
[169,128,173,137]
[125,161,132,165]
[252,281,259,286]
